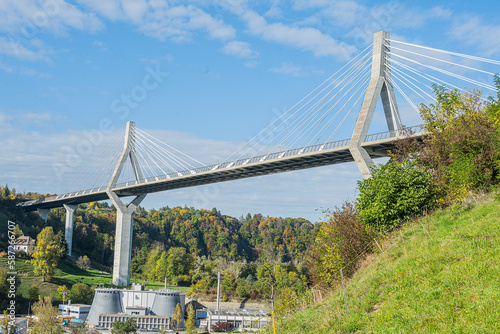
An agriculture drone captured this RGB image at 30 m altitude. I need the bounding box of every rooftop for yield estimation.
[205,309,270,317]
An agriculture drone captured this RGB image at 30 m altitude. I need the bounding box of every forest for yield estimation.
[0,186,319,304]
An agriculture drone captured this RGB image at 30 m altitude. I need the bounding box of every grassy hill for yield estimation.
[267,194,500,333]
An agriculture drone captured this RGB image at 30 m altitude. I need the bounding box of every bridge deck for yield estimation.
[19,126,424,211]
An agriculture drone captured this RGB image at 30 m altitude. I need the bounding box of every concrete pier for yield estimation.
[63,204,77,256]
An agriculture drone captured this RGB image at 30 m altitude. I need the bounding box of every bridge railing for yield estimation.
[19,125,425,207]
[364,124,424,142]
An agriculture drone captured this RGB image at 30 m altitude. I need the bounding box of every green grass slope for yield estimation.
[270,195,500,333]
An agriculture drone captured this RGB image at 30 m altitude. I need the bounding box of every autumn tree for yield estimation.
[1,310,16,334]
[76,255,91,270]
[309,202,373,286]
[171,303,183,330]
[56,285,69,303]
[32,296,63,334]
[185,304,196,334]
[31,227,65,282]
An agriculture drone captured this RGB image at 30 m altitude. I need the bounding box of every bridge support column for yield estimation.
[108,192,146,286]
[106,121,146,286]
[37,208,50,223]
[349,30,401,179]
[63,204,77,257]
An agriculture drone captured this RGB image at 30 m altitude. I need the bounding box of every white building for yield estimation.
[197,308,270,332]
[13,236,36,254]
[58,303,91,319]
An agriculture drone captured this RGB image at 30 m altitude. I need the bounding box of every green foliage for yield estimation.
[486,75,500,127]
[28,285,40,302]
[111,318,136,334]
[185,304,196,334]
[31,227,65,282]
[414,85,500,202]
[0,268,20,311]
[32,296,63,334]
[357,160,437,231]
[68,282,94,304]
[264,194,500,333]
[309,202,373,286]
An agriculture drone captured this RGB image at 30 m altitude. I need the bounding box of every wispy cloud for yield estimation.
[449,16,500,57]
[239,9,356,60]
[269,62,323,77]
[222,40,258,59]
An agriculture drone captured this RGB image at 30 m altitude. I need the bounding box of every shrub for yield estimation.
[76,255,91,270]
[309,202,373,286]
[417,85,500,202]
[357,160,437,231]
[211,321,233,332]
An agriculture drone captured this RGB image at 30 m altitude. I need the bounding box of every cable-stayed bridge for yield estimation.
[17,31,500,286]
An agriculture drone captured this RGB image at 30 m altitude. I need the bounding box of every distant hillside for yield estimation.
[267,194,500,333]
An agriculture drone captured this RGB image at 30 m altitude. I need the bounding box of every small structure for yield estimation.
[0,316,28,334]
[13,236,36,254]
[198,308,270,332]
[58,303,91,320]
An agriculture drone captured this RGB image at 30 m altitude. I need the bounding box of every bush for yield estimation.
[357,160,437,231]
[211,321,233,332]
[418,85,500,202]
[309,202,373,286]
[76,255,91,270]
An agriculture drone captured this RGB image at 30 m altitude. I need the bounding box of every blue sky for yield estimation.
[1,0,500,222]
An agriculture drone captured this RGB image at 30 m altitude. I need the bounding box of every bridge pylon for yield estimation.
[349,31,401,178]
[106,121,146,286]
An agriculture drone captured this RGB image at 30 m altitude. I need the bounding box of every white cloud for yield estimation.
[449,16,500,57]
[138,5,236,42]
[240,10,356,60]
[222,40,258,58]
[0,36,52,61]
[269,62,323,77]
[0,0,103,35]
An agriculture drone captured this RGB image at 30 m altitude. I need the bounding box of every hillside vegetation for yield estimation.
[267,193,500,333]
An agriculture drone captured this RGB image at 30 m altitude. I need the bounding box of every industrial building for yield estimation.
[58,303,91,319]
[86,284,185,331]
[197,308,270,332]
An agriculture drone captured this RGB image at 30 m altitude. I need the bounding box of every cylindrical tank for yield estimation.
[86,289,123,325]
[151,291,181,317]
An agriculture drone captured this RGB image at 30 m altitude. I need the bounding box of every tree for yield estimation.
[31,227,65,282]
[28,285,40,302]
[357,160,437,231]
[185,304,196,334]
[56,285,69,303]
[111,318,136,334]
[13,224,23,238]
[68,283,93,304]
[76,255,91,270]
[166,247,194,284]
[309,202,373,286]
[1,310,16,334]
[171,303,183,330]
[32,296,63,334]
[416,85,500,201]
